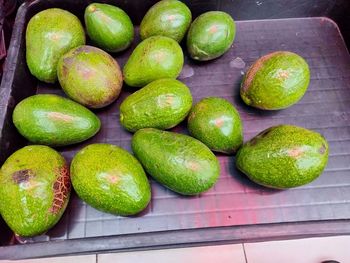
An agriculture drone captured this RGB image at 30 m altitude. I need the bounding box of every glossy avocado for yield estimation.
[71,144,151,216]
[123,36,184,87]
[57,45,123,108]
[187,11,235,61]
[13,94,100,147]
[236,125,329,189]
[188,97,243,154]
[132,128,220,195]
[241,51,310,110]
[26,8,85,83]
[120,79,193,132]
[140,0,192,42]
[0,145,70,237]
[85,3,134,52]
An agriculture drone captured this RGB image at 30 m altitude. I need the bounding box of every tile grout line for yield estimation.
[242,243,248,263]
[96,254,98,263]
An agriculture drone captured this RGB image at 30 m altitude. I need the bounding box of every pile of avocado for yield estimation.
[0,0,329,237]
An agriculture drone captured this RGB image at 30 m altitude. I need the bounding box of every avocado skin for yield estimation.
[187,11,235,61]
[57,45,123,108]
[188,97,243,154]
[13,94,101,147]
[140,0,192,42]
[241,51,310,110]
[123,36,184,87]
[132,128,220,195]
[71,144,151,216]
[0,145,70,237]
[236,125,329,189]
[85,3,134,52]
[26,8,85,83]
[120,79,193,132]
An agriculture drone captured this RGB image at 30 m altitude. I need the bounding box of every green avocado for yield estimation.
[12,94,100,147]
[188,97,243,154]
[0,145,70,237]
[186,11,235,61]
[140,0,192,42]
[241,51,310,110]
[26,8,85,83]
[120,79,192,132]
[71,144,151,216]
[57,45,123,108]
[236,125,329,189]
[85,3,134,52]
[132,128,220,195]
[123,36,184,87]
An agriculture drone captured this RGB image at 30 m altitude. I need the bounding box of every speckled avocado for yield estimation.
[140,0,192,42]
[188,97,243,154]
[26,8,85,83]
[85,3,134,52]
[241,51,310,110]
[71,144,151,216]
[57,45,123,108]
[132,128,220,195]
[12,94,100,147]
[123,36,184,87]
[236,125,329,189]
[187,11,235,61]
[120,79,192,132]
[0,145,70,237]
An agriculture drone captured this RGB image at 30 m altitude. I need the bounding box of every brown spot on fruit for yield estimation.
[275,69,290,80]
[209,25,218,34]
[106,174,120,184]
[77,64,96,79]
[88,4,97,12]
[47,112,75,122]
[12,169,35,184]
[50,33,61,41]
[187,161,200,171]
[49,165,71,214]
[168,15,176,21]
[319,144,327,154]
[165,95,174,105]
[287,147,304,158]
[215,118,224,128]
[154,51,165,63]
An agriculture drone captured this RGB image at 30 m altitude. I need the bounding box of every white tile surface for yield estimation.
[245,235,350,263]
[98,244,246,263]
[0,255,96,263]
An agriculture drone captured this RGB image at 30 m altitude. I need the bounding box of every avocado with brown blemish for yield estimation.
[132,128,220,195]
[71,144,151,216]
[188,97,243,154]
[57,45,123,108]
[241,51,310,110]
[0,145,70,237]
[140,0,192,42]
[236,125,329,189]
[123,36,184,87]
[12,94,100,147]
[26,8,85,83]
[186,11,235,61]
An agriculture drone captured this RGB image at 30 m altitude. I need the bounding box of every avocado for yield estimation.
[12,94,100,147]
[187,11,235,61]
[0,145,70,237]
[71,144,151,216]
[241,51,310,110]
[236,125,329,189]
[132,128,220,195]
[188,97,243,154]
[57,45,123,108]
[26,8,85,83]
[140,0,192,42]
[120,79,192,132]
[85,3,134,52]
[123,36,184,87]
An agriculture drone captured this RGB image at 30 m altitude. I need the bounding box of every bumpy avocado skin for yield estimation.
[236,125,329,189]
[85,3,134,52]
[57,45,123,108]
[188,97,243,154]
[241,51,310,110]
[12,94,101,147]
[71,144,151,216]
[187,11,235,61]
[120,79,192,132]
[26,8,85,83]
[140,0,192,42]
[132,128,220,195]
[123,36,184,87]
[0,145,70,237]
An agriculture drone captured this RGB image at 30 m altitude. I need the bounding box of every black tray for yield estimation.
[0,0,350,260]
